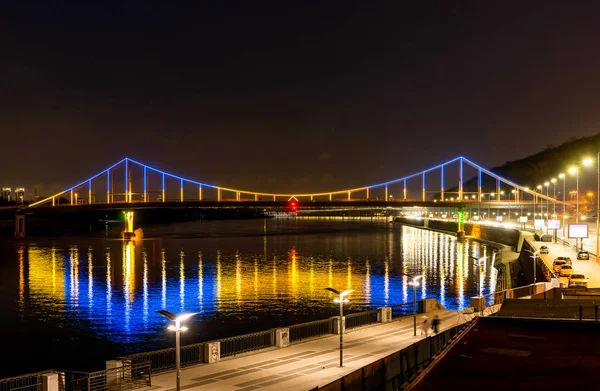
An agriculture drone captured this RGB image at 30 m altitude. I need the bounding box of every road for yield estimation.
[528,238,600,288]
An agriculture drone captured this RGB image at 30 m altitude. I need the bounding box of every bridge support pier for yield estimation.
[123,211,136,240]
[14,213,26,238]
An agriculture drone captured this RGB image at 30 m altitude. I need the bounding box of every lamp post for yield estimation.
[559,173,565,239]
[325,288,353,367]
[597,152,600,261]
[157,310,197,391]
[544,182,550,219]
[530,250,540,285]
[533,185,544,225]
[469,256,488,316]
[551,178,557,216]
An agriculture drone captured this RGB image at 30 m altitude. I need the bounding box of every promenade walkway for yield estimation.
[147,309,466,391]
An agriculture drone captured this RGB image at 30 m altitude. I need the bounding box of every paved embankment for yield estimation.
[146,309,468,391]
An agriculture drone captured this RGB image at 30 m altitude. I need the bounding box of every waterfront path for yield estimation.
[146,309,467,391]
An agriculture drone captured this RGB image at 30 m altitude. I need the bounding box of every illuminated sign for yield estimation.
[534,219,545,228]
[496,216,503,221]
[569,224,589,239]
[519,216,528,223]
[547,219,561,229]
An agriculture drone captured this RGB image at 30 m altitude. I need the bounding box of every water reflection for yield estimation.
[10,221,497,365]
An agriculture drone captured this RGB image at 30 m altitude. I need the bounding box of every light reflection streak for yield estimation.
[216,250,222,301]
[88,247,93,312]
[198,251,203,312]
[18,246,24,314]
[384,258,389,304]
[180,250,185,311]
[365,259,371,302]
[346,257,352,291]
[70,247,79,306]
[143,248,148,328]
[457,242,464,308]
[236,253,242,304]
[161,249,166,309]
[106,249,112,323]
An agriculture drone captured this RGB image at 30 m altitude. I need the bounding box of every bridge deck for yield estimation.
[144,309,467,391]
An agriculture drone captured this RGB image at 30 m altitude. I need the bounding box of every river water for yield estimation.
[0,218,496,377]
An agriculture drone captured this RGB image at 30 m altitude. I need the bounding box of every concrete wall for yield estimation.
[393,217,520,247]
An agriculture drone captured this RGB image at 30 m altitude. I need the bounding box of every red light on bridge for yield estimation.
[289,201,298,212]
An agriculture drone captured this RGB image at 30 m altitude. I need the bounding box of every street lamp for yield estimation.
[325,288,353,367]
[544,182,550,218]
[407,275,423,336]
[572,158,594,224]
[597,153,600,262]
[536,185,542,222]
[530,250,540,285]
[157,310,197,391]
[551,178,557,216]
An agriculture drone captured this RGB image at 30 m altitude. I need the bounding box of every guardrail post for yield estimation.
[106,360,123,388]
[203,342,221,364]
[275,328,290,347]
[42,373,59,391]
[377,307,392,323]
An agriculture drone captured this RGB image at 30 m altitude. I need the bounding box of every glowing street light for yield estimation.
[157,310,197,391]
[402,274,424,336]
[325,288,353,367]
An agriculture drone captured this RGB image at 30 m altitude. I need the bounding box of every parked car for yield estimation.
[577,251,590,260]
[559,264,573,277]
[568,273,588,288]
[539,246,549,254]
[552,260,566,275]
[555,256,572,265]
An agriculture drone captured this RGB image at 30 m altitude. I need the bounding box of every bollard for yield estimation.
[42,373,59,391]
[275,328,290,347]
[204,341,221,363]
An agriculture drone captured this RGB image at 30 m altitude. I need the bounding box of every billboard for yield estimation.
[519,216,528,223]
[534,219,545,228]
[547,219,561,230]
[496,215,503,221]
[568,224,589,239]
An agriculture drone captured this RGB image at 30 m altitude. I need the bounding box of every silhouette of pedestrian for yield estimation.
[420,316,430,336]
[432,315,440,334]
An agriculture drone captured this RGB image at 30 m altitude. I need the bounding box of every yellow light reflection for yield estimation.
[106,249,112,320]
[143,248,148,326]
[180,250,185,311]
[88,247,93,310]
[18,246,24,313]
[26,246,66,304]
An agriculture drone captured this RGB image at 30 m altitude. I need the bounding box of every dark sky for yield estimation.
[2,1,600,195]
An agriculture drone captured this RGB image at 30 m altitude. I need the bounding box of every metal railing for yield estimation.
[289,318,332,342]
[122,342,204,374]
[60,361,151,391]
[0,370,52,391]
[219,330,274,358]
[345,309,378,330]
[315,320,475,390]
[391,302,416,318]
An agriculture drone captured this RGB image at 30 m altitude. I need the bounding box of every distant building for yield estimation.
[15,188,25,204]
[1,187,11,202]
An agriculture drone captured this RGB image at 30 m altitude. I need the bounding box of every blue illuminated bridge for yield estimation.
[27,156,563,211]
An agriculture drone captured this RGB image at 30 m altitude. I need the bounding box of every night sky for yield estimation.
[2,1,600,195]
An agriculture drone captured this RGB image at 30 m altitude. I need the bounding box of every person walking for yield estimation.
[420,316,430,336]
